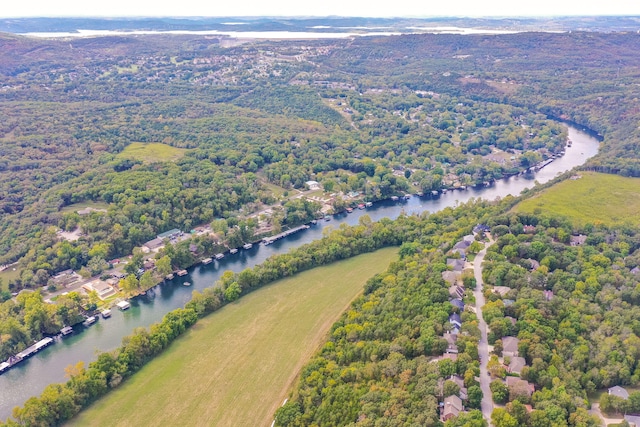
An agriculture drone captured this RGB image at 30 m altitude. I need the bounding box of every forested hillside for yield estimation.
[278,206,640,426]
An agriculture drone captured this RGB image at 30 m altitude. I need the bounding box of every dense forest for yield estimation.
[2,27,640,425]
[277,206,640,426]
[4,29,636,293]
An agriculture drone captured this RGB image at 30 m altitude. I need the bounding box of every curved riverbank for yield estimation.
[0,124,599,417]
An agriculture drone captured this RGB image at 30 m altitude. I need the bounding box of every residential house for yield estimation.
[447,258,466,272]
[625,415,640,427]
[543,290,554,301]
[157,228,182,240]
[450,375,468,400]
[305,180,321,190]
[506,376,534,398]
[82,280,116,301]
[526,258,541,271]
[609,386,630,400]
[450,298,465,311]
[523,225,536,233]
[462,234,476,244]
[473,224,490,234]
[442,270,460,286]
[502,336,520,358]
[493,286,512,297]
[142,237,164,253]
[449,313,462,330]
[449,285,465,299]
[570,234,587,246]
[508,356,527,375]
[453,240,471,251]
[441,395,463,422]
[444,332,458,354]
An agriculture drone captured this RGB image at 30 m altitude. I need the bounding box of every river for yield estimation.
[0,125,599,417]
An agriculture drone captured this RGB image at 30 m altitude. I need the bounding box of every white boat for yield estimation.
[183,282,191,287]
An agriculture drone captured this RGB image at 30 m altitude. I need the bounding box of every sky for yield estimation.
[2,0,640,18]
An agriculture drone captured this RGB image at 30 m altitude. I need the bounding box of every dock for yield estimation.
[177,270,188,276]
[116,300,131,311]
[202,257,213,264]
[165,273,174,280]
[101,309,111,319]
[229,248,238,254]
[60,326,73,336]
[243,243,253,250]
[0,337,54,375]
[215,253,224,260]
[262,225,310,245]
[82,316,97,327]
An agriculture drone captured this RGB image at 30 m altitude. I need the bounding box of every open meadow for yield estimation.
[115,142,187,163]
[515,172,640,226]
[67,247,398,427]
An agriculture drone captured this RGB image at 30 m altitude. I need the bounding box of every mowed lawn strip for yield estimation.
[515,172,640,226]
[67,247,398,427]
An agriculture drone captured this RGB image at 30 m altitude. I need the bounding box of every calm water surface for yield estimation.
[0,125,599,417]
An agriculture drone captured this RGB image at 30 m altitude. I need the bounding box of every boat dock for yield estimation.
[116,300,131,311]
[262,225,310,245]
[215,253,224,260]
[60,326,73,336]
[177,270,188,276]
[0,337,55,375]
[202,257,213,265]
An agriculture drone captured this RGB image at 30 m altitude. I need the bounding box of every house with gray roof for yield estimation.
[502,336,520,358]
[609,385,630,400]
[508,356,527,375]
[447,258,465,272]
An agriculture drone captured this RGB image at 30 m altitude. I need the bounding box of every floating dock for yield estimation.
[60,326,73,336]
[202,257,213,265]
[177,270,188,277]
[82,316,97,327]
[243,243,253,250]
[229,248,238,254]
[215,253,224,260]
[101,309,111,319]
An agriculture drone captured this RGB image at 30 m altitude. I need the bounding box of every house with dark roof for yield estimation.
[451,298,465,310]
[449,313,462,329]
[609,386,630,400]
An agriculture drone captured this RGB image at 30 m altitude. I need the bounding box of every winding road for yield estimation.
[473,236,495,425]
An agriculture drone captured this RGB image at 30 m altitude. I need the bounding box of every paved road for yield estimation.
[473,236,494,425]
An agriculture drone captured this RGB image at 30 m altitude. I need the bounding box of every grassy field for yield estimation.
[116,142,187,164]
[515,172,640,226]
[68,247,398,427]
[0,267,20,291]
[60,201,111,214]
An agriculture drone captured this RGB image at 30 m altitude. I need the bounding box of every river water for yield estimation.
[0,125,599,417]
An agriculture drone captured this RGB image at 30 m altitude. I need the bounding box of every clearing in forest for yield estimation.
[515,172,640,226]
[116,142,187,163]
[67,247,398,427]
